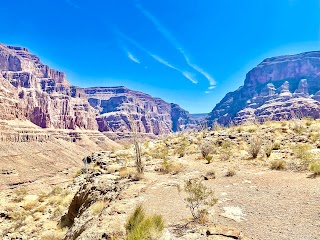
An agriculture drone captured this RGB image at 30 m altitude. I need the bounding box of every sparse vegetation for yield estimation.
[248,135,262,158]
[160,159,183,174]
[270,160,287,170]
[292,143,313,163]
[205,155,213,164]
[201,142,212,158]
[225,168,236,177]
[309,161,320,176]
[125,205,164,240]
[178,179,217,221]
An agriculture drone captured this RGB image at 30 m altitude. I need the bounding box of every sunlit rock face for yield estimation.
[83,86,196,135]
[208,51,320,125]
[0,44,98,130]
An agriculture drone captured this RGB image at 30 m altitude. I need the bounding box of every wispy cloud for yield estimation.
[205,91,211,94]
[117,30,197,84]
[127,52,140,64]
[65,0,80,9]
[135,2,216,88]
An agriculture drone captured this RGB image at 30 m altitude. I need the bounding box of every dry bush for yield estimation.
[309,161,320,176]
[272,141,281,150]
[290,119,305,133]
[22,200,38,211]
[270,160,287,170]
[265,143,273,158]
[152,144,169,160]
[204,171,216,180]
[126,204,164,240]
[178,179,217,221]
[225,168,236,177]
[174,140,189,157]
[248,136,262,158]
[201,142,212,158]
[292,143,313,163]
[13,187,28,202]
[119,167,136,179]
[160,159,183,175]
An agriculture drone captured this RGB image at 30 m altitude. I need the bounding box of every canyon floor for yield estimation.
[1,119,320,240]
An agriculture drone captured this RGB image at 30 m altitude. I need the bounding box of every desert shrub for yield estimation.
[293,143,313,163]
[119,167,136,179]
[265,143,273,158]
[248,136,262,158]
[205,155,213,164]
[160,159,183,174]
[22,200,38,211]
[290,119,304,133]
[309,132,320,143]
[225,168,236,177]
[270,160,287,170]
[175,140,189,157]
[152,145,169,160]
[126,205,164,240]
[90,201,106,215]
[201,142,212,158]
[219,148,232,161]
[247,126,258,133]
[51,186,63,195]
[272,141,281,150]
[178,179,217,221]
[309,161,320,176]
[204,171,215,180]
[13,187,28,202]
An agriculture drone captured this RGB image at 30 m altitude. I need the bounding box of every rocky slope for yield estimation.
[208,51,320,125]
[0,44,97,130]
[84,86,196,135]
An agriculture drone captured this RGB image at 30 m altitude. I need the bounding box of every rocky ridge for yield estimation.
[0,44,97,130]
[208,51,320,125]
[84,86,196,135]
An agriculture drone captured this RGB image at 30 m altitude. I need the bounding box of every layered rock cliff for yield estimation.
[0,44,98,130]
[208,51,320,125]
[84,87,196,135]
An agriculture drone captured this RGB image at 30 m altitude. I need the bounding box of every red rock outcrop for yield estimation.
[0,44,98,130]
[208,51,320,125]
[84,86,196,135]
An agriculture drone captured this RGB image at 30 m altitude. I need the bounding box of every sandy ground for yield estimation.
[141,157,320,240]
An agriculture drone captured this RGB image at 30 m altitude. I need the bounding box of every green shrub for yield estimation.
[175,140,188,157]
[292,143,313,163]
[270,160,287,170]
[178,179,217,221]
[205,155,213,164]
[126,205,164,240]
[160,159,183,174]
[309,161,320,176]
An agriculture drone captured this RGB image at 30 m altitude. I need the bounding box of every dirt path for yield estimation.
[142,158,320,240]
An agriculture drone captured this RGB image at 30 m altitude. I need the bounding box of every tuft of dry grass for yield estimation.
[248,136,262,159]
[225,168,236,177]
[90,201,106,215]
[270,160,287,170]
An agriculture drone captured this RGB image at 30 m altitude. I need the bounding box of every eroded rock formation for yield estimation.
[209,51,320,125]
[0,44,98,130]
[84,86,196,135]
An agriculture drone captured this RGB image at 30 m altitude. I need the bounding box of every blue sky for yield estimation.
[0,0,320,113]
